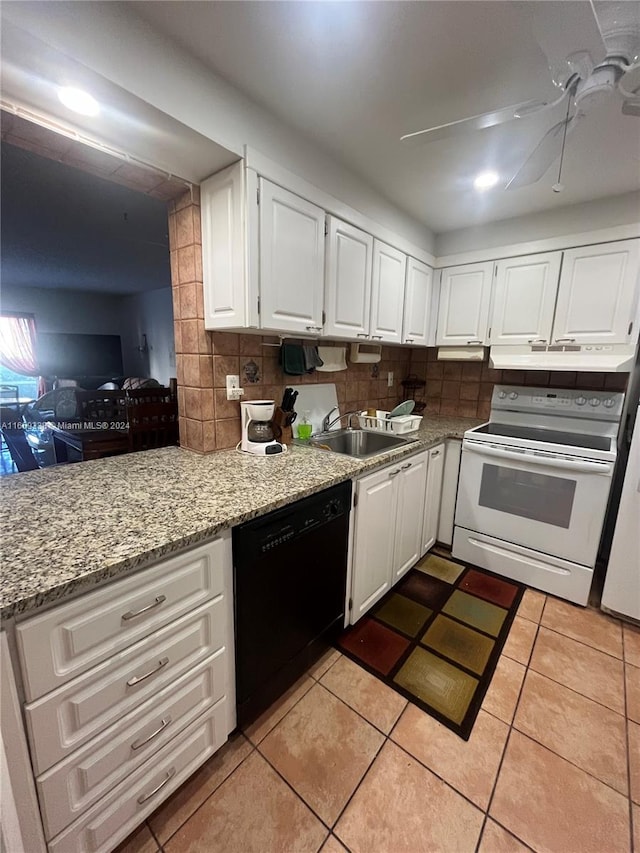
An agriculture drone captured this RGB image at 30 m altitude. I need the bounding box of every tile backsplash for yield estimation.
[408,348,629,422]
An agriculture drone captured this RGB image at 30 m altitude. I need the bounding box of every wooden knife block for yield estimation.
[271,407,293,446]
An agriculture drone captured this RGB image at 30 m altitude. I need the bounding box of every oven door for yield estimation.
[455,439,614,566]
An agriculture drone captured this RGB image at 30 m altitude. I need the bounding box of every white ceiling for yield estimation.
[0,18,239,184]
[132,0,640,233]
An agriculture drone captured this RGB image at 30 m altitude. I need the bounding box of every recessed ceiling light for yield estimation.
[57,86,100,117]
[474,171,500,191]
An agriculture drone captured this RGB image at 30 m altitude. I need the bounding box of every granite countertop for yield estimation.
[0,415,482,621]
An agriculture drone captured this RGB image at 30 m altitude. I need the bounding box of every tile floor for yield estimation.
[117,589,640,853]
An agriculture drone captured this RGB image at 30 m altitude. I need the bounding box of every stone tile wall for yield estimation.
[409,348,629,421]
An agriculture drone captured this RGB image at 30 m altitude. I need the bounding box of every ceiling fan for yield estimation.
[400,1,640,190]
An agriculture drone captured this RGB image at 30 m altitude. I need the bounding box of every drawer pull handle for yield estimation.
[528,338,547,344]
[555,337,576,343]
[401,463,412,470]
[389,469,400,476]
[137,767,176,804]
[122,595,167,622]
[131,715,172,750]
[467,339,483,345]
[126,657,169,687]
[431,450,441,457]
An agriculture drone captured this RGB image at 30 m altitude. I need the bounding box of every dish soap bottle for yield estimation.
[297,411,313,441]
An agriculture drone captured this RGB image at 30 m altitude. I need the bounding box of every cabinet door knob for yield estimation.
[122,595,166,622]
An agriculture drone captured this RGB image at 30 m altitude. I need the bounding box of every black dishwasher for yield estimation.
[233,480,352,726]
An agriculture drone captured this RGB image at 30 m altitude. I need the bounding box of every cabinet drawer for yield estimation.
[37,651,227,840]
[48,701,228,853]
[26,598,227,774]
[17,535,230,701]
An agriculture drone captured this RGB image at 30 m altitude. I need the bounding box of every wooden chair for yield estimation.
[125,387,179,452]
[75,390,127,426]
[0,406,38,472]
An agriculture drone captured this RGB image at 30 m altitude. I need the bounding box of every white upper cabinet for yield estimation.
[552,240,640,345]
[402,257,434,346]
[324,217,373,339]
[201,163,253,330]
[436,262,494,346]
[259,179,325,334]
[490,252,562,346]
[370,240,406,343]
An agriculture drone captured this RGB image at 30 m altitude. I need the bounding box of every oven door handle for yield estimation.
[463,441,613,475]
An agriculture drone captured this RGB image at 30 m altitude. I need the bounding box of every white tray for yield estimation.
[358,410,423,434]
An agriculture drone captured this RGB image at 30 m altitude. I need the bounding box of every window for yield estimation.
[0,314,41,402]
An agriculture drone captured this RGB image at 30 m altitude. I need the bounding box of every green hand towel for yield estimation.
[279,344,307,375]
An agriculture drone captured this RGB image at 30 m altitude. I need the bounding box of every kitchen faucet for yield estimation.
[321,407,360,432]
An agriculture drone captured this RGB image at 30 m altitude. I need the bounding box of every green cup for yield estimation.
[297,423,313,441]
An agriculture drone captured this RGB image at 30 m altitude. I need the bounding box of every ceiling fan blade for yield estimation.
[517,1,607,86]
[400,95,562,144]
[506,113,583,190]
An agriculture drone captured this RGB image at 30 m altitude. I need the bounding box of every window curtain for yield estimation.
[0,314,45,396]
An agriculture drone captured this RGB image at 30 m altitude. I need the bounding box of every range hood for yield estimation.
[490,344,636,373]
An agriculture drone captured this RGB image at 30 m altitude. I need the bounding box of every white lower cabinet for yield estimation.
[350,466,397,621]
[13,534,235,852]
[48,702,227,853]
[392,454,428,582]
[422,444,445,553]
[350,451,427,622]
[437,440,462,547]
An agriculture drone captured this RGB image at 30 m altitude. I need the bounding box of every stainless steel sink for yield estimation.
[308,428,416,458]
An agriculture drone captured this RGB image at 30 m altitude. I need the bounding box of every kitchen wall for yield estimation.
[435,191,640,258]
[169,188,632,452]
[168,188,412,452]
[408,348,629,421]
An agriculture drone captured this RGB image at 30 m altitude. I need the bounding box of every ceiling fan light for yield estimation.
[57,86,100,117]
[474,171,500,191]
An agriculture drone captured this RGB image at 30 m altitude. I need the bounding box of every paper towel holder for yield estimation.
[350,342,382,363]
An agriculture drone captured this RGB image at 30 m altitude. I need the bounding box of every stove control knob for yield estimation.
[603,398,616,408]
[497,391,507,399]
[589,397,601,407]
[509,392,519,400]
[575,396,587,406]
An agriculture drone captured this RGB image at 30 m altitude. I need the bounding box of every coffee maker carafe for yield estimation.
[240,401,286,455]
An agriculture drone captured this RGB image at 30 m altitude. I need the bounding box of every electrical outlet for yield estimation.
[226,375,244,401]
[387,371,394,387]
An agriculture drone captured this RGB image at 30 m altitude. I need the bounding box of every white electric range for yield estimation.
[453,385,624,606]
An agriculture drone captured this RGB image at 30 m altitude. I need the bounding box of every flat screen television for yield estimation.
[37,333,124,377]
